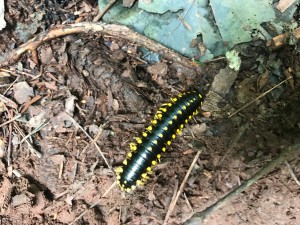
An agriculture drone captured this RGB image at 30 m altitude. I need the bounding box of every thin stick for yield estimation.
[69,182,117,225]
[184,192,194,213]
[0,94,18,109]
[13,123,42,158]
[93,0,118,22]
[285,160,300,187]
[80,122,107,157]
[0,114,21,128]
[71,161,78,183]
[65,114,111,170]
[7,121,13,166]
[1,68,36,79]
[163,180,179,225]
[163,150,202,225]
[20,119,50,143]
[3,75,20,95]
[228,77,292,118]
[0,22,198,72]
[183,142,300,225]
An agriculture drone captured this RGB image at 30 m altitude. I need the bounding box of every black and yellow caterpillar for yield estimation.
[115,91,203,192]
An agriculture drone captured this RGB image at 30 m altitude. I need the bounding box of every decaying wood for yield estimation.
[0,22,200,72]
[267,27,300,50]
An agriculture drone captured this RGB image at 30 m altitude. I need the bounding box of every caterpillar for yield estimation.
[115,91,203,192]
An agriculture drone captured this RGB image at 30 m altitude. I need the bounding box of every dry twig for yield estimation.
[0,22,199,72]
[93,0,118,22]
[20,119,50,143]
[183,142,300,225]
[0,114,21,128]
[229,77,292,118]
[285,160,300,186]
[13,123,42,158]
[65,114,111,170]
[69,182,117,225]
[268,27,300,50]
[163,150,202,225]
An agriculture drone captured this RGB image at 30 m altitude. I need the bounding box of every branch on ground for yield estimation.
[183,142,300,225]
[0,22,200,72]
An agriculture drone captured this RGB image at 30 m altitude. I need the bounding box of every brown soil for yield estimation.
[0,1,299,225]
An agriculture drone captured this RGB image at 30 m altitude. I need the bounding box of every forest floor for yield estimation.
[0,1,299,225]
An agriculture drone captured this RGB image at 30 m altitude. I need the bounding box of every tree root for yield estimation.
[0,22,200,72]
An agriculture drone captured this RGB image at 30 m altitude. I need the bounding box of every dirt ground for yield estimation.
[0,1,300,225]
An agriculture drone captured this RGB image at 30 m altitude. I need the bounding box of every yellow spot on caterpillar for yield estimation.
[115,167,123,173]
[172,134,176,139]
[123,159,128,165]
[195,110,199,114]
[147,126,153,132]
[124,181,127,184]
[162,147,166,152]
[147,147,152,151]
[199,94,202,98]
[142,173,148,179]
[152,120,157,125]
[178,94,182,97]
[159,133,163,138]
[127,152,132,158]
[117,175,121,180]
[126,188,131,192]
[159,107,167,112]
[172,98,178,102]
[176,129,181,134]
[173,115,178,120]
[143,132,147,137]
[157,154,161,159]
[136,180,143,186]
[147,167,152,172]
[183,106,187,110]
[187,102,191,106]
[167,140,171,145]
[136,137,142,144]
[155,113,163,119]
[193,98,196,101]
[180,124,184,129]
[178,110,183,114]
[130,142,137,151]
[168,103,172,107]
[163,126,168,131]
[116,180,120,185]
[152,160,157,165]
[189,115,192,119]
[131,185,136,191]
[153,140,158,145]
[168,120,173,125]
[185,119,188,123]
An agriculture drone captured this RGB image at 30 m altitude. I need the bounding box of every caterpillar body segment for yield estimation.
[116,91,203,192]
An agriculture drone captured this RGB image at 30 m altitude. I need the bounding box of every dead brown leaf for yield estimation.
[40,46,53,64]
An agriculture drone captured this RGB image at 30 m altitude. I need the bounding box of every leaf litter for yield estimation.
[0,1,299,225]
